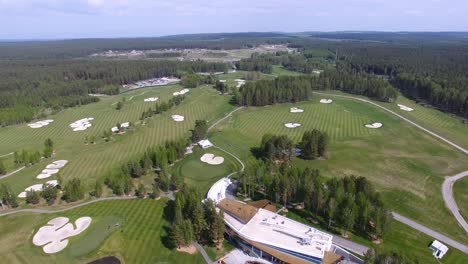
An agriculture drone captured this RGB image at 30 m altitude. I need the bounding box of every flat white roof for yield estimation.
[205,177,231,204]
[224,208,333,259]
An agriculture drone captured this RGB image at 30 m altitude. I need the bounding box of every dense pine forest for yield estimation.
[1,32,467,126]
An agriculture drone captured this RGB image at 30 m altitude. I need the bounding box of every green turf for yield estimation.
[454,177,468,221]
[209,96,468,243]
[0,199,205,264]
[170,147,240,192]
[0,85,235,197]
[271,65,305,76]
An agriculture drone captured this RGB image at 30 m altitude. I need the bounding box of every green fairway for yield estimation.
[0,199,205,264]
[209,95,468,243]
[454,177,468,221]
[171,147,240,192]
[0,85,235,196]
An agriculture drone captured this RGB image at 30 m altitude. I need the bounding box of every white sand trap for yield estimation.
[365,122,383,129]
[18,181,59,197]
[290,107,304,113]
[144,97,159,102]
[46,160,68,169]
[37,173,52,179]
[320,99,333,104]
[172,115,185,122]
[33,216,92,254]
[121,122,130,128]
[42,169,59,175]
[200,153,224,165]
[284,123,301,128]
[28,120,54,129]
[173,89,189,96]
[235,79,246,88]
[397,104,414,112]
[70,118,93,132]
[219,80,226,83]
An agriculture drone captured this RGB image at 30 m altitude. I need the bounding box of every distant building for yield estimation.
[429,240,448,259]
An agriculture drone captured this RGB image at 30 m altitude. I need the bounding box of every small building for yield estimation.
[429,240,448,259]
[198,139,213,149]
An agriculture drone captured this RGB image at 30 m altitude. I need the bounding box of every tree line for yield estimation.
[169,186,225,248]
[235,72,398,107]
[239,159,391,240]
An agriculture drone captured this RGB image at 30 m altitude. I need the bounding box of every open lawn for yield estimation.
[0,85,234,198]
[454,177,468,221]
[0,199,205,264]
[171,147,240,192]
[209,95,468,243]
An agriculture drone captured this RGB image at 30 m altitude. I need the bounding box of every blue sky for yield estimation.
[1,0,467,39]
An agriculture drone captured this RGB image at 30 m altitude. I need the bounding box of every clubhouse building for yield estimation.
[207,178,342,264]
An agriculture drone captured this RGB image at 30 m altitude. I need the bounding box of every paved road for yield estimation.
[312,92,468,154]
[332,236,369,256]
[392,212,468,254]
[0,166,25,180]
[442,171,468,233]
[193,242,214,264]
[208,107,244,131]
[0,196,137,217]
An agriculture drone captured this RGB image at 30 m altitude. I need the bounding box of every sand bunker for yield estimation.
[46,160,68,169]
[28,120,54,129]
[397,104,414,112]
[284,123,301,128]
[70,118,93,131]
[111,122,130,132]
[38,160,68,179]
[365,122,383,129]
[173,89,189,96]
[18,180,58,197]
[42,168,59,175]
[171,115,185,122]
[219,80,226,83]
[33,216,92,254]
[320,99,333,104]
[200,153,224,165]
[290,107,304,113]
[144,97,159,102]
[235,79,246,88]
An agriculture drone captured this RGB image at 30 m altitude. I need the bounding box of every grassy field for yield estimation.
[0,199,205,264]
[0,84,235,196]
[454,177,468,221]
[171,147,240,192]
[209,95,468,243]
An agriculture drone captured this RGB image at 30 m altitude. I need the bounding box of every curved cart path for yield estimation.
[0,166,25,180]
[442,171,468,233]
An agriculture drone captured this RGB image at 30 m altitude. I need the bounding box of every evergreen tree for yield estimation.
[191,120,208,143]
[25,190,40,204]
[63,178,84,202]
[41,184,58,205]
[136,184,146,198]
[92,180,103,198]
[43,138,54,158]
